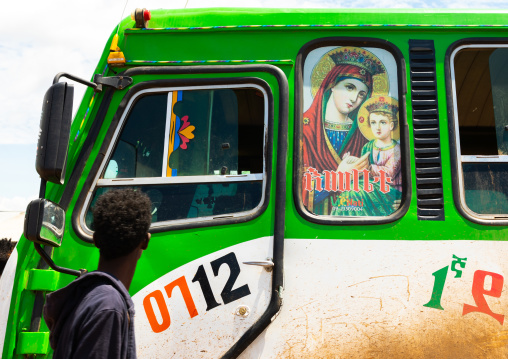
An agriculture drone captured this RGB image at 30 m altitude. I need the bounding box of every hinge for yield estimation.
[93,74,133,91]
[26,269,60,292]
[16,332,49,355]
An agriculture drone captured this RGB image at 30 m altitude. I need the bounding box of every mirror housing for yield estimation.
[36,82,73,184]
[24,199,65,247]
[24,199,85,277]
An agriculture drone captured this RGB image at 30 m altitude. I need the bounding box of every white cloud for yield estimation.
[0,211,26,240]
[1,0,508,145]
[0,197,32,212]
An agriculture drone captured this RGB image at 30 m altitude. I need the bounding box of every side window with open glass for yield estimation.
[450,44,508,219]
[84,85,267,229]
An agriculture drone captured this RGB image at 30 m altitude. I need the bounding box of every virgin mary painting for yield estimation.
[301,46,393,215]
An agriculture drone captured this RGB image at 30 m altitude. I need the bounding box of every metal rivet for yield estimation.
[235,305,250,318]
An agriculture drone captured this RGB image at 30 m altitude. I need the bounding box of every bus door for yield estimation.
[71,65,288,358]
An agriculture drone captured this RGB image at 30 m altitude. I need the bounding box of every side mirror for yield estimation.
[24,199,84,277]
[36,82,73,184]
[24,199,65,247]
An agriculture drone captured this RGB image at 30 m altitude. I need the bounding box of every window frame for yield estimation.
[72,73,277,242]
[446,38,508,225]
[293,37,411,225]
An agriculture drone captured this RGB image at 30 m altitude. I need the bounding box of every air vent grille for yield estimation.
[409,39,445,221]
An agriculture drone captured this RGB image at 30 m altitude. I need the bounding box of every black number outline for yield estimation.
[210,252,251,305]
[191,264,221,311]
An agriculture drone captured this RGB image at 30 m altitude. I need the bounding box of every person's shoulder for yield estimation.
[81,282,126,314]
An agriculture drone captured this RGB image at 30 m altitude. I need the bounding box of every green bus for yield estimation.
[2,7,508,358]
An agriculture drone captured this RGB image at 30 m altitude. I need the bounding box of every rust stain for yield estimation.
[347,279,372,288]
[277,316,508,359]
[353,296,383,311]
[296,300,318,310]
[299,306,310,351]
[348,275,410,301]
[368,275,410,301]
[478,331,508,348]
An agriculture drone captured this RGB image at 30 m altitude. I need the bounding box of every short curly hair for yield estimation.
[93,189,152,260]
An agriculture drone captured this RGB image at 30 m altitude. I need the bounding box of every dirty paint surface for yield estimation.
[239,239,508,359]
[132,237,273,358]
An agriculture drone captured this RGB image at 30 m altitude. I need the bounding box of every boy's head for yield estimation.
[366,99,398,140]
[92,189,152,260]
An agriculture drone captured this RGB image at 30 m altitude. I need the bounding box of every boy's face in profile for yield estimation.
[369,112,394,140]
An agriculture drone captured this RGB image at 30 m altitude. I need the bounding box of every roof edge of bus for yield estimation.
[112,8,508,33]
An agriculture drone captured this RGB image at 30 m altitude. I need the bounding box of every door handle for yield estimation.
[243,258,274,272]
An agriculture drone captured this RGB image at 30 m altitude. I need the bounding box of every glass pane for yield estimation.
[85,181,263,228]
[40,200,65,247]
[463,163,508,214]
[490,49,508,155]
[103,88,264,179]
[105,94,167,178]
[454,48,508,156]
[92,86,266,225]
[166,89,264,177]
[300,45,402,217]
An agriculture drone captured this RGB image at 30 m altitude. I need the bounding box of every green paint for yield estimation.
[451,255,467,278]
[26,269,60,292]
[423,266,449,311]
[15,332,49,355]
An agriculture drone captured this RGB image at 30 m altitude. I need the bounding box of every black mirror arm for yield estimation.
[33,243,86,277]
[53,72,98,91]
[39,178,46,199]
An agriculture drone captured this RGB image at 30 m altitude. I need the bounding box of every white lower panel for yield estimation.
[240,239,508,359]
[0,247,17,357]
[133,237,273,359]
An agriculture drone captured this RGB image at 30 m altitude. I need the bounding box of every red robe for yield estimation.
[301,64,371,209]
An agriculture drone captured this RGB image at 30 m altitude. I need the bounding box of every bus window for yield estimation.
[298,44,406,219]
[84,85,267,229]
[451,46,508,216]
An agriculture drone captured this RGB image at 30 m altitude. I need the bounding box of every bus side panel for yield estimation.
[241,239,508,358]
[132,237,273,358]
[0,247,18,358]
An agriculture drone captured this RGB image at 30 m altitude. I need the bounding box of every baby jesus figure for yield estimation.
[338,98,401,192]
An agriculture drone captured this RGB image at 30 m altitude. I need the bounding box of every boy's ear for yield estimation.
[390,121,395,131]
[141,233,151,250]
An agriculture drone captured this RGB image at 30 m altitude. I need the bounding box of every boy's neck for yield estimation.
[97,249,141,291]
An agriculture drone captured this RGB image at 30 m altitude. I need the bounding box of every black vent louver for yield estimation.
[408,40,445,221]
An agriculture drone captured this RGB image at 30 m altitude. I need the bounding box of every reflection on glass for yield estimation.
[85,181,263,228]
[489,49,508,155]
[105,94,167,178]
[40,200,65,247]
[454,48,508,156]
[90,86,266,228]
[103,89,264,180]
[463,163,508,214]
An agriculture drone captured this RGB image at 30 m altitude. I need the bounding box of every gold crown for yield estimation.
[329,48,385,76]
[366,97,398,115]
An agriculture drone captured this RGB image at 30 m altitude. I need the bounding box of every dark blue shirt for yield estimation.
[43,271,136,359]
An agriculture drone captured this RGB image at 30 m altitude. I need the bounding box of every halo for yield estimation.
[358,96,400,141]
[310,46,389,98]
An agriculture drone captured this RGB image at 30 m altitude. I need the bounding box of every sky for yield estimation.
[0,0,507,212]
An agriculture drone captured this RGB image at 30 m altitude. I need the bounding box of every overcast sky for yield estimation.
[0,0,507,212]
